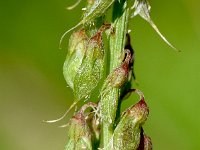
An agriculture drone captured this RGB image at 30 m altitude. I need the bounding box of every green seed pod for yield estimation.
[47,26,109,124]
[73,30,104,101]
[63,30,88,89]
[113,98,149,150]
[100,49,132,123]
[63,26,106,101]
[65,112,92,150]
[65,102,98,150]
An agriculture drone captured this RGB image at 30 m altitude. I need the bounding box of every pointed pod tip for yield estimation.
[135,98,148,111]
[127,98,149,122]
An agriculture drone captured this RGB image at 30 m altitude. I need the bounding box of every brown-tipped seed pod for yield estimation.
[73,34,104,101]
[65,102,97,150]
[113,99,149,150]
[73,27,105,101]
[100,49,133,123]
[63,26,106,101]
[65,112,92,150]
[106,49,133,88]
[47,26,108,124]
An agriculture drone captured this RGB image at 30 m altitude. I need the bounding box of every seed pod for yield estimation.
[65,112,92,150]
[63,29,87,89]
[63,26,107,101]
[100,49,133,123]
[46,26,108,124]
[65,102,97,150]
[106,49,133,88]
[113,98,149,150]
[73,24,110,102]
[73,32,104,101]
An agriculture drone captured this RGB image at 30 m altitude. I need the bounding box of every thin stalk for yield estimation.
[101,0,129,148]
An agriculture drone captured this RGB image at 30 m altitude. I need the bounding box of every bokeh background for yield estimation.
[0,0,200,149]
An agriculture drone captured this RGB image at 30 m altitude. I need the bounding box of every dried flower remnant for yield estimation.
[132,0,179,51]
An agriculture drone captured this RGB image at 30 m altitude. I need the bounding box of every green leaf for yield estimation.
[65,106,94,150]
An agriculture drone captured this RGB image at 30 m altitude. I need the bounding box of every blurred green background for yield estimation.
[0,0,200,149]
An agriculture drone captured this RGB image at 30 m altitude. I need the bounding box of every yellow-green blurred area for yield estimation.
[0,0,199,149]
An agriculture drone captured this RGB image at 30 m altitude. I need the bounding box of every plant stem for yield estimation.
[101,0,129,148]
[110,0,129,70]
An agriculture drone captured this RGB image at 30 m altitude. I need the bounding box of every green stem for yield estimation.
[110,0,129,70]
[101,0,129,148]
